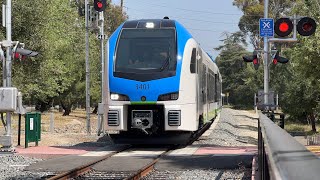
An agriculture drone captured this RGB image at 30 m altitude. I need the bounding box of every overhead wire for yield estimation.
[126,7,259,27]
[124,0,263,17]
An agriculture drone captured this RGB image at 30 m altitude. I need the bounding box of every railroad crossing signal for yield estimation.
[274,17,317,37]
[274,18,293,37]
[297,17,317,36]
[243,52,260,70]
[12,42,38,60]
[272,51,289,64]
[94,0,107,12]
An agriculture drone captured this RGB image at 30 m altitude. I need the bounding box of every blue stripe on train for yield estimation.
[108,20,192,102]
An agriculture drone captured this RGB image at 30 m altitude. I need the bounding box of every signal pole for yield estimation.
[5,0,12,138]
[98,10,105,135]
[85,0,91,134]
[263,0,269,110]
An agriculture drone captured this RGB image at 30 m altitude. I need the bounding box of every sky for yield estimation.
[111,0,244,59]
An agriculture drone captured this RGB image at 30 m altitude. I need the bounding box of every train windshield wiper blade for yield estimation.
[158,57,170,72]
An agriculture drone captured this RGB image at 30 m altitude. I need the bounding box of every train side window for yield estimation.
[203,64,207,104]
[215,74,218,102]
[190,48,197,74]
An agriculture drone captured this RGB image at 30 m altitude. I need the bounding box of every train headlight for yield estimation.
[110,93,130,101]
[146,22,155,28]
[157,92,179,101]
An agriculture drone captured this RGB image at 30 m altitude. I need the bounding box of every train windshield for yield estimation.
[114,28,177,81]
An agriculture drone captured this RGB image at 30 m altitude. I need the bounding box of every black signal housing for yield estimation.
[94,0,107,12]
[297,17,317,36]
[274,18,293,37]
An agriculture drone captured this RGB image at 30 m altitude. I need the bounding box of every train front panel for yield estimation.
[105,19,202,135]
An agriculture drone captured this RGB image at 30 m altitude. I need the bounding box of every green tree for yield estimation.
[1,0,127,115]
[216,32,263,108]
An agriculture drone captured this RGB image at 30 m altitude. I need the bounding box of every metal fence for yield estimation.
[307,134,320,145]
[258,112,320,180]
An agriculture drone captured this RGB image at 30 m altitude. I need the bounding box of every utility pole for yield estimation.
[98,10,105,135]
[263,0,269,111]
[5,0,12,138]
[120,0,124,14]
[85,0,91,134]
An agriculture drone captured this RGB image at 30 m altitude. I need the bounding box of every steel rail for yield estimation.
[47,145,131,180]
[124,146,175,180]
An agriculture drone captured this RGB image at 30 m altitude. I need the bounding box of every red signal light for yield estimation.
[274,18,293,37]
[14,52,20,59]
[297,17,317,36]
[279,22,289,32]
[97,2,103,8]
[303,23,313,32]
[253,59,258,65]
[94,0,107,12]
[273,59,278,65]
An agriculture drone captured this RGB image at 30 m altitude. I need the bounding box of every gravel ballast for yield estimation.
[0,154,53,179]
[194,108,258,146]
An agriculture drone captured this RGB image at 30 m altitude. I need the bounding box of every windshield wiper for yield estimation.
[159,57,170,72]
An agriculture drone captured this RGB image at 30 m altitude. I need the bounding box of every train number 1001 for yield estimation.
[136,84,150,90]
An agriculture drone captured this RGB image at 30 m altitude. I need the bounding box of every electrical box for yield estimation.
[25,112,41,148]
[0,87,17,112]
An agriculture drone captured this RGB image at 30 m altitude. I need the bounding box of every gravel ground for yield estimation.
[194,108,258,146]
[0,154,53,180]
[143,169,251,180]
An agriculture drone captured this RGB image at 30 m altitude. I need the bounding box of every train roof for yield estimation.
[122,19,176,29]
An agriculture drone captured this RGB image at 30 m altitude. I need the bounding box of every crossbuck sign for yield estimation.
[259,18,274,37]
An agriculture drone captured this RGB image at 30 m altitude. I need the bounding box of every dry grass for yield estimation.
[0,109,101,147]
[285,122,320,135]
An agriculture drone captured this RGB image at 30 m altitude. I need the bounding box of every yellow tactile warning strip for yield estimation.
[306,146,320,155]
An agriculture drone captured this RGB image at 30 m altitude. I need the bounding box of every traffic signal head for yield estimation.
[274,18,293,37]
[243,53,258,62]
[12,44,39,60]
[273,51,289,64]
[253,55,259,70]
[94,0,107,12]
[243,52,259,70]
[297,17,317,36]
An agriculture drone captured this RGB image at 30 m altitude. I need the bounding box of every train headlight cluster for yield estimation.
[110,93,130,101]
[157,92,179,101]
[146,22,155,28]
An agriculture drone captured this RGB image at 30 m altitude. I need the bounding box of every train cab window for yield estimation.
[114,28,177,82]
[190,48,197,74]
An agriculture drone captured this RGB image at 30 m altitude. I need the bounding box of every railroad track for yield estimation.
[47,119,214,180]
[47,145,132,180]
[47,146,174,180]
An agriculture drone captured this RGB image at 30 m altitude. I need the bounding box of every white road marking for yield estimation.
[167,146,199,156]
[114,149,167,157]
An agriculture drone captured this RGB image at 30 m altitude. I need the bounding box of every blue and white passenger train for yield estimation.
[104,18,222,144]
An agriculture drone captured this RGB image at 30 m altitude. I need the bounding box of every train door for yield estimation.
[203,62,208,122]
[197,48,204,125]
[199,50,208,123]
